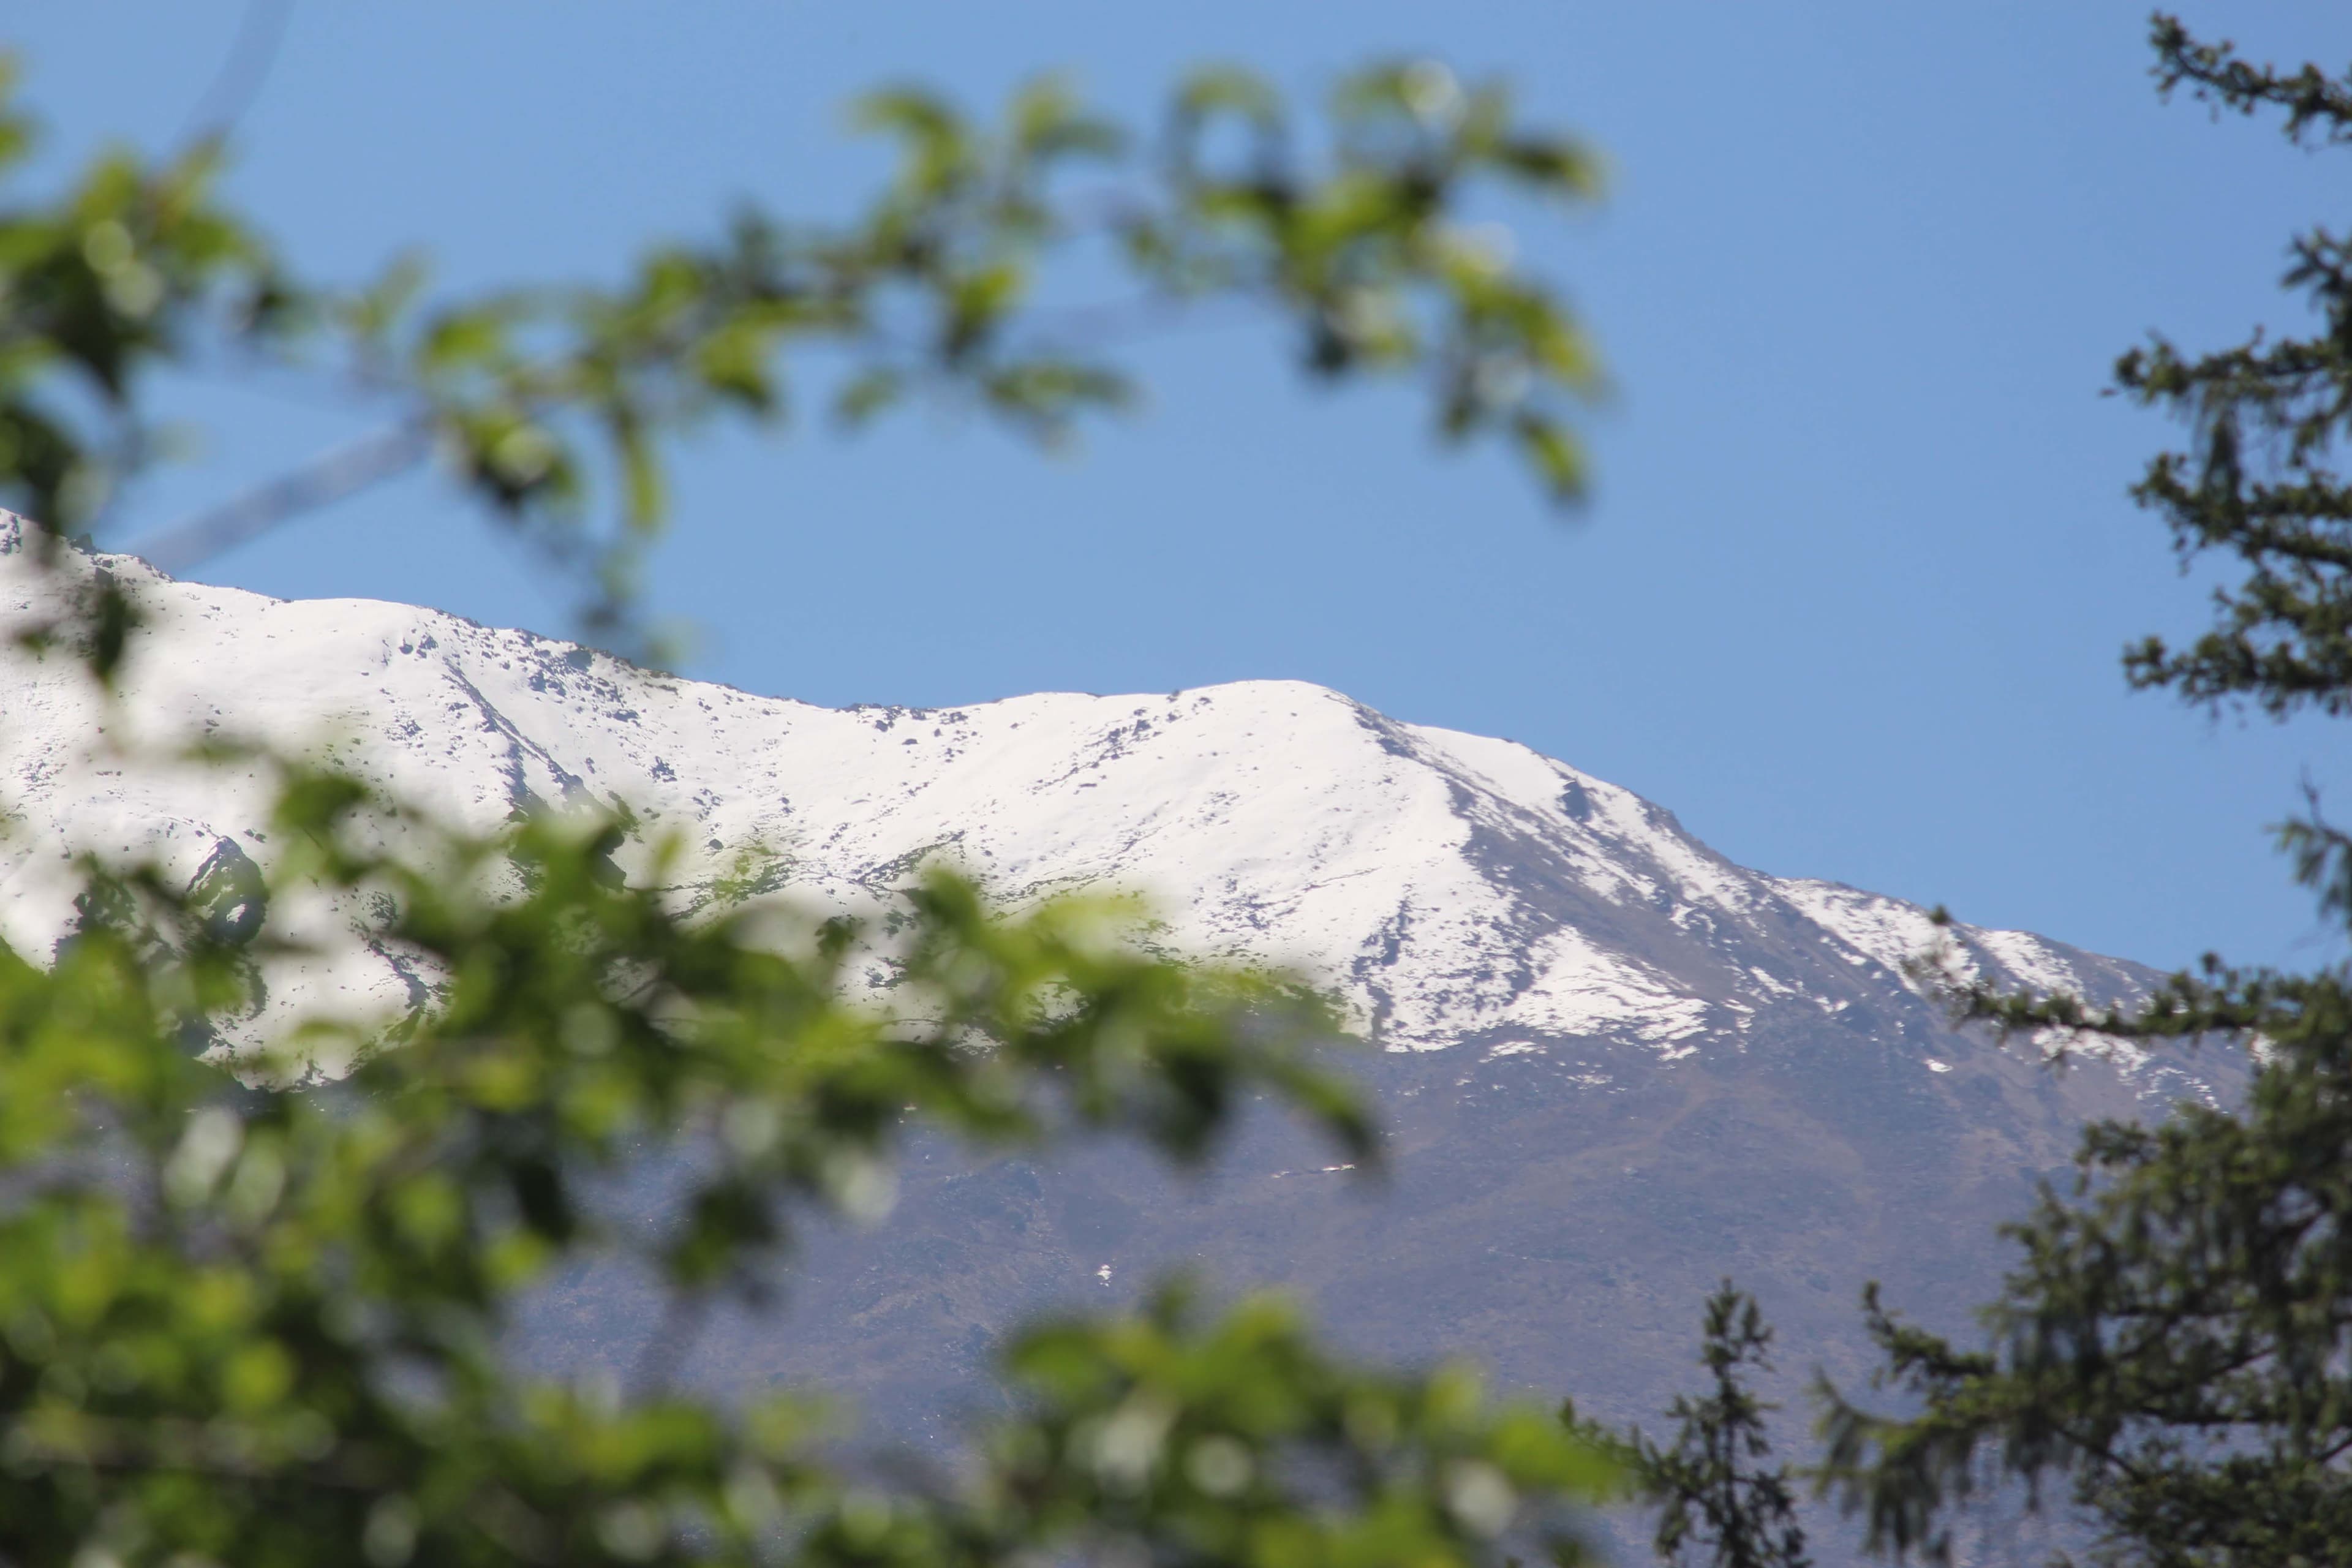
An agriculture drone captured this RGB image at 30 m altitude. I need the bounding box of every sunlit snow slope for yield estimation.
[2,514,2146,1072]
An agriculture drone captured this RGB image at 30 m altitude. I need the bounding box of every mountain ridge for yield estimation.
[0,511,2176,1094]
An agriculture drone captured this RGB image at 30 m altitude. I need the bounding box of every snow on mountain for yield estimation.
[9,514,2247,1568]
[1,513,2147,1074]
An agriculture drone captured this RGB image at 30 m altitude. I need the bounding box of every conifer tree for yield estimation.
[1818,17,2352,1567]
[1629,1282,1811,1568]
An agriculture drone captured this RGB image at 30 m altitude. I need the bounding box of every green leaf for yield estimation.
[1513,412,1586,504]
[832,365,903,428]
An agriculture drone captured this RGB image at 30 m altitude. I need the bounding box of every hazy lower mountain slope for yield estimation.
[1,516,2234,1561]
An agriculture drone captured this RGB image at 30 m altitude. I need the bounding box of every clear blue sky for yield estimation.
[10,2,2350,974]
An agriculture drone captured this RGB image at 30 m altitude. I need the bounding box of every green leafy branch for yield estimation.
[0,740,1635,1566]
[0,58,1602,663]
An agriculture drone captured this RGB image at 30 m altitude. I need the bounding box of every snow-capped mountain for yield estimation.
[1,511,2154,1084]
[0,514,2234,1565]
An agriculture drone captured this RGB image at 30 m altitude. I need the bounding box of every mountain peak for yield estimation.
[2,513,2164,1090]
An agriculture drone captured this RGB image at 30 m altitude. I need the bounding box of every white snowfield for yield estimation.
[0,514,2144,1069]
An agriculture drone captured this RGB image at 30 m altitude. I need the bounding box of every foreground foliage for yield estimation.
[1814,16,2352,1567]
[0,51,1602,660]
[0,36,1627,1568]
[0,751,1619,1566]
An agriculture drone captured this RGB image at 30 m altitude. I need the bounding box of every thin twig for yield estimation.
[130,419,435,576]
[179,0,300,146]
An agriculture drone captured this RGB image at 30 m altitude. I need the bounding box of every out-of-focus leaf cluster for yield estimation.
[0,57,1600,660]
[0,60,296,542]
[0,729,1624,1565]
[1143,61,1601,499]
[0,41,1624,1567]
[0,59,301,679]
[898,1284,1625,1568]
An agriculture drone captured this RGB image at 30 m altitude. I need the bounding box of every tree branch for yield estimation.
[178,0,299,147]
[129,418,434,576]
